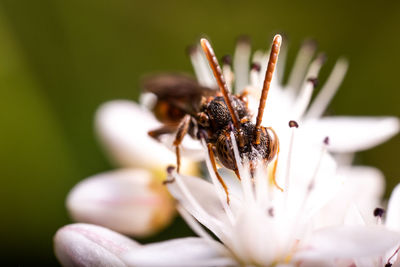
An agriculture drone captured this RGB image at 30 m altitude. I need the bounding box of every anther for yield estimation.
[222,55,232,66]
[373,207,385,218]
[251,62,261,72]
[162,178,175,185]
[268,207,275,217]
[323,136,330,145]
[289,120,299,128]
[166,165,176,174]
[186,44,197,56]
[236,35,251,45]
[307,77,319,88]
[385,263,392,267]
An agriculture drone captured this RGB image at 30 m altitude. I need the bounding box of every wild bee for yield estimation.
[143,35,282,203]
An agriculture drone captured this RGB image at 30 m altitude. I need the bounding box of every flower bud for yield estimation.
[67,169,175,237]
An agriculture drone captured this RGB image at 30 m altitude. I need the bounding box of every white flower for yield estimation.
[66,101,198,236]
[55,35,400,266]
[54,129,400,266]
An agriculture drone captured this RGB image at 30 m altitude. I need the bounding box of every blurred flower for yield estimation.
[67,101,197,237]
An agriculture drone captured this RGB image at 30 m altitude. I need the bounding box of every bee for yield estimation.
[143,35,282,203]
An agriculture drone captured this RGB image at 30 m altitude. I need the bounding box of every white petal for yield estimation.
[96,100,176,170]
[304,116,400,153]
[54,223,139,267]
[122,237,236,267]
[67,169,175,237]
[339,166,385,224]
[166,174,230,237]
[297,226,400,260]
[386,183,400,231]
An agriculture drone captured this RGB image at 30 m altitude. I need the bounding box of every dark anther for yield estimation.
[373,207,385,218]
[222,55,232,66]
[166,165,176,174]
[251,62,261,72]
[323,136,330,145]
[288,120,299,128]
[162,178,175,185]
[385,263,392,267]
[236,34,251,45]
[307,77,319,88]
[186,44,197,56]
[268,207,274,217]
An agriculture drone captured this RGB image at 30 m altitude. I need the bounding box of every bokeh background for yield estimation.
[0,0,399,265]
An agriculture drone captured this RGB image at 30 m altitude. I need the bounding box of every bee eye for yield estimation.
[197,112,209,127]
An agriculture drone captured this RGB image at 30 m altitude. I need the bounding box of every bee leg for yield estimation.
[266,127,283,192]
[173,115,191,173]
[207,143,230,204]
[234,169,242,181]
[148,125,177,141]
[238,89,249,106]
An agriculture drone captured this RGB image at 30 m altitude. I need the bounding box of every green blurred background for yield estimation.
[0,0,399,265]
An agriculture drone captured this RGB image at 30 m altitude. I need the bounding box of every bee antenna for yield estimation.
[253,35,282,144]
[200,38,241,131]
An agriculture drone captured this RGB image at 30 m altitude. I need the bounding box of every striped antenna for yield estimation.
[200,38,241,131]
[254,35,282,144]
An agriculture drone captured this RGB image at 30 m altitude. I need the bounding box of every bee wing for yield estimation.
[141,73,215,99]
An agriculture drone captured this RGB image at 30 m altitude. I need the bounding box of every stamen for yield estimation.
[177,204,215,242]
[386,246,400,267]
[222,55,234,92]
[233,35,251,93]
[287,39,317,91]
[305,58,349,119]
[291,79,315,120]
[188,45,216,88]
[230,132,255,203]
[201,139,235,224]
[307,137,330,192]
[373,207,385,225]
[251,50,267,88]
[284,121,298,207]
[296,136,329,220]
[300,53,326,89]
[249,62,261,90]
[169,170,225,235]
[254,162,269,206]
